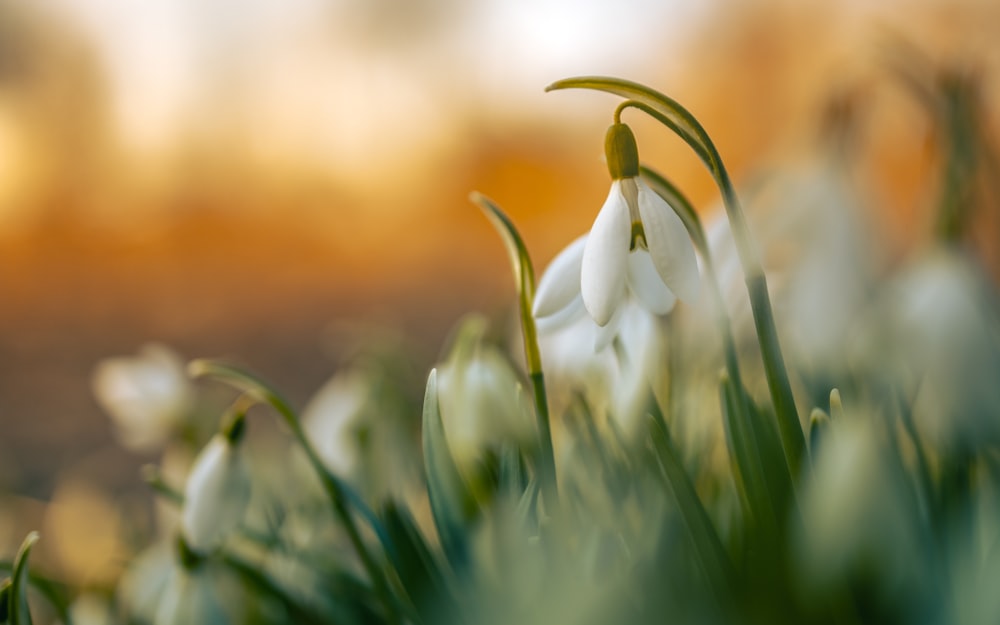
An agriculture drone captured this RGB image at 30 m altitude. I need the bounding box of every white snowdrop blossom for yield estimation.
[538,300,660,440]
[92,343,194,452]
[302,366,421,503]
[181,433,251,554]
[885,249,1000,451]
[302,370,370,478]
[534,232,681,351]
[534,122,699,332]
[436,316,534,470]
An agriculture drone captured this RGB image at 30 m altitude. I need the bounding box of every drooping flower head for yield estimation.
[533,121,700,336]
[180,420,251,555]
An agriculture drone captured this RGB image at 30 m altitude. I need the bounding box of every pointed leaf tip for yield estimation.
[10,531,40,625]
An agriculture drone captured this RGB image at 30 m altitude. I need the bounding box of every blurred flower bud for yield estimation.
[303,370,368,478]
[888,249,1000,453]
[116,543,174,624]
[436,316,534,471]
[154,567,231,625]
[181,432,251,554]
[92,343,194,452]
[797,418,922,594]
[303,360,421,504]
[538,301,660,442]
[69,593,114,625]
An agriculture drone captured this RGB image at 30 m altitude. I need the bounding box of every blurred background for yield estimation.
[2,0,1000,584]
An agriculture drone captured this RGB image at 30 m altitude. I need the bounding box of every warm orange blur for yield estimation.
[2,0,999,525]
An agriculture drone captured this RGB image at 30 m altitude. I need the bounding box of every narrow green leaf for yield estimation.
[718,373,759,524]
[10,532,39,625]
[498,444,528,498]
[647,417,734,599]
[719,374,796,543]
[744,393,796,529]
[422,368,474,572]
[381,502,457,624]
[470,192,558,507]
[0,562,70,625]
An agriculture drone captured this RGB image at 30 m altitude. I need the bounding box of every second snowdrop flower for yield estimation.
[180,414,251,555]
[577,122,699,327]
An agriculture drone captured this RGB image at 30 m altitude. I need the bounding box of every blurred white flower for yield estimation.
[884,248,1000,451]
[302,370,369,478]
[92,343,194,452]
[68,593,114,625]
[181,433,251,554]
[538,301,660,441]
[703,162,875,368]
[797,417,922,592]
[117,543,174,624]
[154,566,233,625]
[302,366,420,503]
[436,316,534,470]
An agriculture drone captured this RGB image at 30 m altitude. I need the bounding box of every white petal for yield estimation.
[627,250,677,314]
[533,234,587,319]
[594,304,626,352]
[535,293,586,333]
[636,179,700,303]
[182,435,251,552]
[582,182,630,326]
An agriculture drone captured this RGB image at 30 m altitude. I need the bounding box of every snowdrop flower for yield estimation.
[181,428,251,554]
[534,122,699,331]
[882,248,1000,452]
[436,316,534,470]
[302,370,369,479]
[797,418,923,596]
[703,161,875,369]
[302,365,420,503]
[538,299,660,440]
[154,567,231,625]
[92,343,194,452]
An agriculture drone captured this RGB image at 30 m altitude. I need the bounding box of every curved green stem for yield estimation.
[547,77,806,477]
[642,165,797,535]
[188,360,401,625]
[471,192,559,507]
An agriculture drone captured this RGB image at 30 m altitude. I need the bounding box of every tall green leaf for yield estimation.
[422,368,475,573]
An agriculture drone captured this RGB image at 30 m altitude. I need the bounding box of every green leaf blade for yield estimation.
[422,368,475,573]
[10,532,39,625]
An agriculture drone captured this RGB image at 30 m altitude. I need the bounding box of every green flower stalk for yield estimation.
[472,192,559,507]
[546,76,807,478]
[188,360,402,625]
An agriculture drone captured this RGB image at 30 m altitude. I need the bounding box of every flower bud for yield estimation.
[180,433,251,554]
[605,122,639,180]
[154,567,230,625]
[436,316,534,471]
